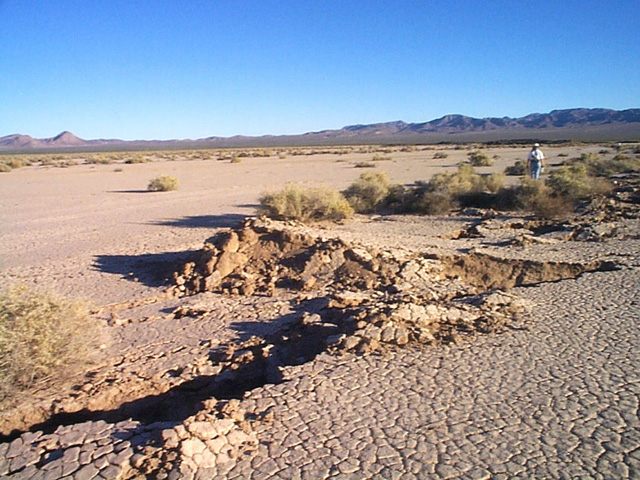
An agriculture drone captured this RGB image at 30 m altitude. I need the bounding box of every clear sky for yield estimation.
[1,0,638,140]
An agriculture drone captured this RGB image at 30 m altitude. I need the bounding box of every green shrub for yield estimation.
[147,175,179,192]
[467,151,493,166]
[259,184,353,222]
[546,164,611,201]
[0,286,98,402]
[504,160,527,176]
[343,172,391,213]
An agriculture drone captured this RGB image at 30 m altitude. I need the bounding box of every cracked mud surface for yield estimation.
[2,152,640,479]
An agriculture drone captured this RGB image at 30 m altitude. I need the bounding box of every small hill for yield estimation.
[44,131,88,147]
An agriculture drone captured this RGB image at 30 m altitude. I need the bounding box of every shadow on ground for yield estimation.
[3,298,339,440]
[152,213,247,229]
[107,190,150,194]
[93,250,198,287]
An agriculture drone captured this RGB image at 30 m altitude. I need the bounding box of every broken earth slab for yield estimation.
[0,216,621,478]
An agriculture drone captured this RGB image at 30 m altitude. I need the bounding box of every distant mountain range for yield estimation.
[2,108,639,151]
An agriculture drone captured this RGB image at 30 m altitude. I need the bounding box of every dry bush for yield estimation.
[546,164,611,202]
[259,184,353,222]
[3,158,23,169]
[467,151,493,166]
[147,175,179,192]
[0,163,12,173]
[563,152,639,177]
[125,156,148,164]
[433,152,448,159]
[510,177,572,219]
[230,155,242,164]
[504,160,527,176]
[343,172,391,213]
[402,165,504,214]
[592,154,640,176]
[0,286,98,403]
[354,162,375,168]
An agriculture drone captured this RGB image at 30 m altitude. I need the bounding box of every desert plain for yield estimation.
[1,143,640,479]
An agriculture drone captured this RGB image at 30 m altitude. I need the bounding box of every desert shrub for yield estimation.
[510,177,572,219]
[504,160,527,176]
[557,153,568,157]
[4,158,23,169]
[354,162,375,168]
[125,157,148,164]
[599,149,610,154]
[259,184,353,222]
[546,164,611,201]
[0,286,97,402]
[591,155,640,177]
[612,153,630,161]
[85,156,113,165]
[467,151,493,166]
[372,154,391,161]
[405,188,457,215]
[0,163,12,173]
[433,152,448,159]
[563,152,639,177]
[343,172,392,213]
[402,165,504,214]
[230,155,242,164]
[147,175,179,192]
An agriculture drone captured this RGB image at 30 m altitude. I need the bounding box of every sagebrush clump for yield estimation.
[402,164,505,214]
[467,151,493,166]
[259,184,353,222]
[343,172,392,213]
[0,286,99,403]
[546,164,611,202]
[504,160,527,176]
[147,175,179,192]
[510,177,572,219]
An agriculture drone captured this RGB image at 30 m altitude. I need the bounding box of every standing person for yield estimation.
[527,143,545,179]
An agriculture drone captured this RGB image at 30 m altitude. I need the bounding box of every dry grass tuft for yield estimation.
[259,184,353,222]
[147,175,179,192]
[0,286,99,403]
[467,151,493,166]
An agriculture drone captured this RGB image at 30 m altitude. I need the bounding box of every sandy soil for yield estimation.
[2,143,639,479]
[0,144,604,304]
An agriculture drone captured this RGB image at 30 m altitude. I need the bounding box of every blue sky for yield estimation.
[1,0,638,140]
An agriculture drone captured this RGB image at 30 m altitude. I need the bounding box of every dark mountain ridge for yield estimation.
[2,108,639,151]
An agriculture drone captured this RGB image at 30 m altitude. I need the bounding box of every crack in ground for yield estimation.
[0,217,621,442]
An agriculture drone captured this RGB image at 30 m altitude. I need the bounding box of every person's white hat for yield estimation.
[533,143,540,147]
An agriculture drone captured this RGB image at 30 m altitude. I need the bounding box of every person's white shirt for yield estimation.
[528,149,544,161]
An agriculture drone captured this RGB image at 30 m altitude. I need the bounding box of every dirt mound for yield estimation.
[172,217,405,297]
[436,251,616,290]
